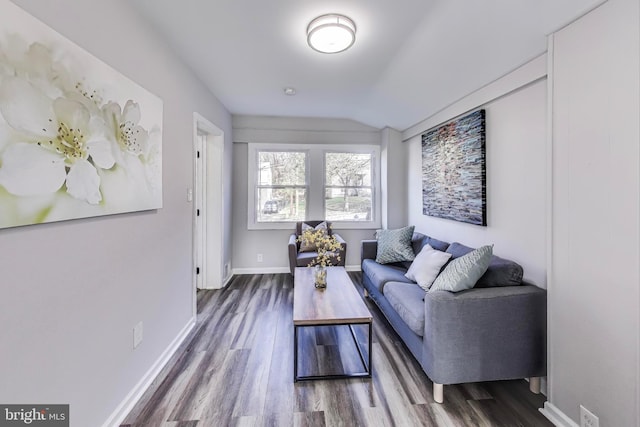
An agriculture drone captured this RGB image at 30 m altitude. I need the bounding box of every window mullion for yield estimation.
[307,147,324,220]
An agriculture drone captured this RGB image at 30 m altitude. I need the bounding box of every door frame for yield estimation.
[192,112,225,315]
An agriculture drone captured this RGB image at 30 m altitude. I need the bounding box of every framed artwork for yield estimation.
[0,1,163,229]
[421,109,486,226]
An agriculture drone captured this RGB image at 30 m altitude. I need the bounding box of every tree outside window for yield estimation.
[324,152,373,221]
[256,151,307,222]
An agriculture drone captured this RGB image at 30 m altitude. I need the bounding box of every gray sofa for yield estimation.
[361,232,546,403]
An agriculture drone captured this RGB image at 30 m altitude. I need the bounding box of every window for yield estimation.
[248,144,379,230]
[255,150,307,223]
[325,152,373,222]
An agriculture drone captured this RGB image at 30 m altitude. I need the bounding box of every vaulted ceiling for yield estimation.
[130,0,603,130]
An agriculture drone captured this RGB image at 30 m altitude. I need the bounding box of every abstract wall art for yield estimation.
[0,1,163,229]
[421,109,486,226]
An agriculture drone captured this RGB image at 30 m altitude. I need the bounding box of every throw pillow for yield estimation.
[430,245,494,292]
[375,225,416,264]
[405,244,452,290]
[446,242,524,287]
[299,222,328,252]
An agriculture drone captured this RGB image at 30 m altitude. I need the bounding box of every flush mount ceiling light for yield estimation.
[307,14,356,54]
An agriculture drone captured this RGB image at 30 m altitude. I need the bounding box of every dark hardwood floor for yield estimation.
[121,272,552,427]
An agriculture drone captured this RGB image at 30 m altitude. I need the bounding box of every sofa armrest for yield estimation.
[333,233,347,266]
[288,233,298,276]
[361,240,378,265]
[423,285,546,385]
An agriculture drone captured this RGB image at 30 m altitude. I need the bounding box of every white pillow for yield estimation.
[404,244,452,290]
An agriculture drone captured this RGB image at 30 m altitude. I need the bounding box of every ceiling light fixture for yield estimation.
[307,14,356,54]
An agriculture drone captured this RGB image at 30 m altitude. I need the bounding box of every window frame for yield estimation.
[247,143,380,230]
[248,145,309,230]
[323,149,378,228]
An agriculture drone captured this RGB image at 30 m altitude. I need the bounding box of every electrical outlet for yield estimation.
[133,321,143,349]
[257,253,263,262]
[580,405,599,427]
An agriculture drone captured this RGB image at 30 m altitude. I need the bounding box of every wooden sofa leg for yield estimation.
[433,383,444,403]
[529,377,541,394]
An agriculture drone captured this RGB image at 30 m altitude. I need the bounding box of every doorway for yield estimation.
[193,113,225,313]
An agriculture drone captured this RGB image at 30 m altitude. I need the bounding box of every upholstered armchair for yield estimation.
[288,220,347,276]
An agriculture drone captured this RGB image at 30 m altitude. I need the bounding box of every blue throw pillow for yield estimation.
[375,226,416,264]
[430,245,493,292]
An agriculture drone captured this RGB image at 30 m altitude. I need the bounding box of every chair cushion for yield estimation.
[384,282,426,337]
[296,251,339,267]
[362,259,413,293]
[446,242,524,287]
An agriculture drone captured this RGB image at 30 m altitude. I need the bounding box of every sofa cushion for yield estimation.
[362,259,413,293]
[431,245,493,292]
[446,242,475,259]
[422,236,450,253]
[405,244,452,290]
[411,232,427,256]
[446,242,524,287]
[375,226,416,264]
[384,282,426,337]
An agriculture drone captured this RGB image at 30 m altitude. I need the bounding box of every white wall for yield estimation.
[544,0,640,425]
[1,1,232,426]
[404,58,548,287]
[232,115,384,271]
[381,127,408,229]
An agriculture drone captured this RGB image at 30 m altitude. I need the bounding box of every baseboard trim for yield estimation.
[233,265,362,275]
[101,317,196,427]
[540,402,579,427]
[233,267,290,275]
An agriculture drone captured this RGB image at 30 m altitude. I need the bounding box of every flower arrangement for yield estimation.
[298,226,341,288]
[298,227,342,267]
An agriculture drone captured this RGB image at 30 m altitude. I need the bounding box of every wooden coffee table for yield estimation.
[293,266,373,381]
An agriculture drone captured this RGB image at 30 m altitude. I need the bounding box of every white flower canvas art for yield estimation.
[0,1,163,229]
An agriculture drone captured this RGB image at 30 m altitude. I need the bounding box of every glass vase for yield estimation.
[314,265,327,288]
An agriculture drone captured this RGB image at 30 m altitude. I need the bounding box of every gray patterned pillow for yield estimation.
[299,221,328,252]
[375,226,416,264]
[430,245,493,292]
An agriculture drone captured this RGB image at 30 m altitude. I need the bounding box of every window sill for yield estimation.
[247,220,381,231]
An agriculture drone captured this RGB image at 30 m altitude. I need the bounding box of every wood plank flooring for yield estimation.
[121,272,552,427]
